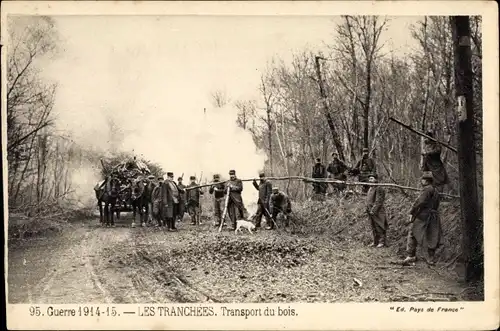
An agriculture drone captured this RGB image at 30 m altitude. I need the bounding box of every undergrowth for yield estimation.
[291,192,461,265]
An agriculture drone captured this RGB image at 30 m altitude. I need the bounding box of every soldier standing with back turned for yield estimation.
[252,171,273,229]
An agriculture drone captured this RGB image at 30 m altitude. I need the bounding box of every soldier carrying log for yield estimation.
[225,169,245,230]
[177,176,186,222]
[186,175,204,225]
[252,171,273,229]
[161,172,181,232]
[209,174,226,227]
[327,151,349,194]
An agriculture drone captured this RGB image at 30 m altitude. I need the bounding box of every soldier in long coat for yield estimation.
[225,169,245,230]
[352,148,377,193]
[365,174,388,247]
[151,177,164,227]
[403,171,443,265]
[421,132,449,193]
[161,172,181,231]
[252,172,273,229]
[177,176,186,222]
[311,158,327,197]
[270,187,292,228]
[327,152,349,193]
[186,175,204,225]
[209,174,226,227]
[145,175,157,224]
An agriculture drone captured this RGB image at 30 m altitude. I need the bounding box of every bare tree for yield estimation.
[210,89,230,108]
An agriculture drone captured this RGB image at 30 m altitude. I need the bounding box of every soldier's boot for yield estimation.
[427,249,437,265]
[402,255,417,265]
[377,234,386,248]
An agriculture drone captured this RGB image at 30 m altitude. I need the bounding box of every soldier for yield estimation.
[152,176,164,227]
[421,131,449,193]
[365,174,388,248]
[146,175,157,224]
[269,187,292,228]
[161,172,180,231]
[403,171,443,266]
[352,148,376,193]
[177,176,186,222]
[186,176,204,225]
[225,170,245,230]
[311,158,327,198]
[252,171,273,229]
[209,174,226,227]
[327,151,349,193]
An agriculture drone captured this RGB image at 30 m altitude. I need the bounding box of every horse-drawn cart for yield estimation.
[94,157,153,226]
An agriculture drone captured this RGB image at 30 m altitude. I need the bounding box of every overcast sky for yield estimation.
[34,15,422,209]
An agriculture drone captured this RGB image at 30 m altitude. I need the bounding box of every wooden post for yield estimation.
[314,56,345,161]
[451,16,483,284]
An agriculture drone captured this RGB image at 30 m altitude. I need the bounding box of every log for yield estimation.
[185,176,459,198]
[389,117,458,153]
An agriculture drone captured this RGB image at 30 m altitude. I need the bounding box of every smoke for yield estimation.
[39,17,269,213]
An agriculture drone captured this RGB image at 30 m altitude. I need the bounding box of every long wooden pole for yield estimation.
[451,16,482,284]
[186,176,459,199]
[389,117,458,153]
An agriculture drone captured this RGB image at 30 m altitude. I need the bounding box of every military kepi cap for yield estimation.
[362,148,369,153]
[158,176,164,180]
[213,174,220,179]
[229,170,236,175]
[259,171,265,177]
[178,177,183,180]
[421,171,434,181]
[167,172,174,177]
[190,176,196,180]
[272,187,279,191]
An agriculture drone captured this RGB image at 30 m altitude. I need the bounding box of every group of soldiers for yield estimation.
[358,132,449,265]
[148,169,292,232]
[311,147,377,198]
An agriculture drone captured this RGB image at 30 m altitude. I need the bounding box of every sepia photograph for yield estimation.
[2,1,499,330]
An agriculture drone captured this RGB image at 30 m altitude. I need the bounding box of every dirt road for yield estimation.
[8,215,467,304]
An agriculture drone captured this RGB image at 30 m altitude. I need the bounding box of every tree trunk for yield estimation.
[363,60,372,149]
[451,16,483,285]
[314,56,345,161]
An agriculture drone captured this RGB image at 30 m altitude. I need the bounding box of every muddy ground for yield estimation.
[8,211,472,304]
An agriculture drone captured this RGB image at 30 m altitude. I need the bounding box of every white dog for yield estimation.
[235,219,256,234]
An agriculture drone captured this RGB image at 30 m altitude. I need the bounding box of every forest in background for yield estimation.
[231,16,482,205]
[6,16,483,218]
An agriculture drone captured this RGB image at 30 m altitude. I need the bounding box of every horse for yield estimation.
[94,176,121,227]
[128,176,153,228]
